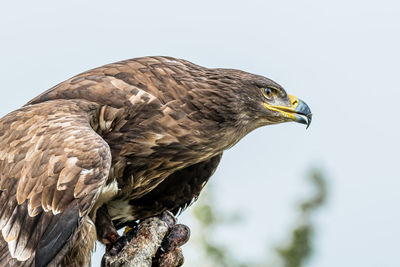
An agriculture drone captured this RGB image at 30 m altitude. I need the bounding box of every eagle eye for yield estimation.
[262,87,273,100]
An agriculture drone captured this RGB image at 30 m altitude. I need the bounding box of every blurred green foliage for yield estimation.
[190,169,327,267]
[275,170,327,267]
[192,184,242,267]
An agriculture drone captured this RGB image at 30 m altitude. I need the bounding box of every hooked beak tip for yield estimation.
[293,98,312,129]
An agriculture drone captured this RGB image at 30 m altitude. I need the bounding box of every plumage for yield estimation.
[0,56,311,266]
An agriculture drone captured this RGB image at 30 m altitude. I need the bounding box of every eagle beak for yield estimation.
[264,94,312,128]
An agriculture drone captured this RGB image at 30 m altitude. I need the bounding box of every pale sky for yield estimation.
[1,1,399,266]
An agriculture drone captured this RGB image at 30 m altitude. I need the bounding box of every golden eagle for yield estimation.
[0,56,311,266]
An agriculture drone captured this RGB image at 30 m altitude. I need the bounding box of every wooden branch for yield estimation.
[101,212,189,267]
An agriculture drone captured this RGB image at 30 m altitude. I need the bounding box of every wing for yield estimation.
[0,99,111,266]
[113,154,222,229]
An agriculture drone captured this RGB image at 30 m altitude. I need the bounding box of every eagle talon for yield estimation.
[158,211,177,228]
[153,213,190,267]
[104,231,120,244]
[107,236,128,256]
[161,224,191,250]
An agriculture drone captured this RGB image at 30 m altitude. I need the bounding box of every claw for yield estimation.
[103,231,120,244]
[161,224,190,251]
[156,247,184,267]
[158,211,177,228]
[107,236,128,256]
[152,212,190,267]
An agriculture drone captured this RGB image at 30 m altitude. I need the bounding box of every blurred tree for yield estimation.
[191,185,243,267]
[275,170,327,267]
[189,169,327,267]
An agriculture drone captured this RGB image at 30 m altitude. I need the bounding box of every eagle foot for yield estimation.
[152,212,190,267]
[102,211,190,267]
[106,221,139,256]
[106,236,128,256]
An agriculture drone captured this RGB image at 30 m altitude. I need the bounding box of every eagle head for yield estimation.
[207,68,312,132]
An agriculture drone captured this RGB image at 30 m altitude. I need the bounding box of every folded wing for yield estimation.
[0,99,111,266]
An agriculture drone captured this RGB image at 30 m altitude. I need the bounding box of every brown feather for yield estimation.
[0,56,293,266]
[0,99,111,264]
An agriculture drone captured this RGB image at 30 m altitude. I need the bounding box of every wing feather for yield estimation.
[0,99,111,265]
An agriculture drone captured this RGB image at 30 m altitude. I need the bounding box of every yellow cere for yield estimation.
[288,94,300,109]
